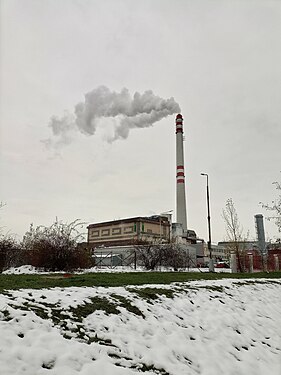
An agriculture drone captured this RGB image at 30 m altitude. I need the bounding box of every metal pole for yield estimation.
[201,173,214,272]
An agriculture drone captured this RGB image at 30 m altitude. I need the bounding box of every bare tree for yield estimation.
[0,202,25,271]
[134,237,194,271]
[134,238,163,270]
[0,201,6,232]
[222,198,248,272]
[260,179,281,239]
[22,219,91,271]
[0,234,22,272]
[161,242,189,270]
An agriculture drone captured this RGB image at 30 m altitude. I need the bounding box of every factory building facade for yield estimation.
[87,214,204,268]
[87,215,171,248]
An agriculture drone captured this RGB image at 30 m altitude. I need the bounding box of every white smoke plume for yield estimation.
[46,86,180,147]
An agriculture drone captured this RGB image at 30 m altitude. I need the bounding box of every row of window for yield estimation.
[90,224,167,239]
[90,226,135,238]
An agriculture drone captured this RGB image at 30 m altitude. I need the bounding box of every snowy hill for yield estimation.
[0,278,280,375]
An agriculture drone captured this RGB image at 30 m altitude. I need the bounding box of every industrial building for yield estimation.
[87,113,205,267]
[87,215,171,247]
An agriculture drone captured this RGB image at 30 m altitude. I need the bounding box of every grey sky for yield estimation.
[0,0,280,243]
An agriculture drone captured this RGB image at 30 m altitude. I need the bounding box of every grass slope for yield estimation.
[1,271,281,291]
[1,278,280,374]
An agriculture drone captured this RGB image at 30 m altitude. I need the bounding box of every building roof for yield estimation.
[87,215,170,229]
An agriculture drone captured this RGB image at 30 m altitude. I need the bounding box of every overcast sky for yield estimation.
[0,0,280,243]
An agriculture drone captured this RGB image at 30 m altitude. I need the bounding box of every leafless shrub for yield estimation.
[134,238,163,270]
[134,238,192,270]
[22,219,91,271]
[0,234,23,272]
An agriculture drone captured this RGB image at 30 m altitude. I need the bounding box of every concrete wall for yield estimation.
[88,218,170,247]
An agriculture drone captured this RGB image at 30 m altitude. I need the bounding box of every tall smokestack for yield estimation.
[176,114,187,232]
[255,214,266,255]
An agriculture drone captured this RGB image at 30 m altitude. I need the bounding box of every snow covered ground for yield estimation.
[2,265,231,274]
[0,278,280,375]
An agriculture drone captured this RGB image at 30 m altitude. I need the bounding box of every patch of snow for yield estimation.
[0,278,280,374]
[3,265,232,274]
[3,265,40,274]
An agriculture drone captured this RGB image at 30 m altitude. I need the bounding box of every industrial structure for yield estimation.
[255,214,266,255]
[87,113,205,267]
[173,114,203,248]
[87,215,171,247]
[85,114,280,271]
[175,114,187,232]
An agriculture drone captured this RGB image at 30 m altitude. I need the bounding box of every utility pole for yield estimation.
[201,173,214,272]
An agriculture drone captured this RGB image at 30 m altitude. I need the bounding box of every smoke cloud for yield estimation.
[46,86,180,147]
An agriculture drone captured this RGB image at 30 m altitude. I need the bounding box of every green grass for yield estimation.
[128,287,175,301]
[69,297,119,321]
[0,271,280,292]
[110,294,145,317]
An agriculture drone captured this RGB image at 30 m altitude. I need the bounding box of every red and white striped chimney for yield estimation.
[176,114,187,232]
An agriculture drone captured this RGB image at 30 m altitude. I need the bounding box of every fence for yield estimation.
[93,251,137,269]
[245,253,280,272]
[231,252,281,273]
[92,248,198,271]
[93,249,281,272]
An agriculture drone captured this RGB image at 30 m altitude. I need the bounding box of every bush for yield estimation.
[22,219,91,271]
[134,238,192,270]
[0,234,23,272]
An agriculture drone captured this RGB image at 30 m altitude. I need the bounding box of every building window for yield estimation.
[147,229,152,234]
[101,229,110,236]
[90,230,100,238]
[112,228,121,235]
[124,226,134,234]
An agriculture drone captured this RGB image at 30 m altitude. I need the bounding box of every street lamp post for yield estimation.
[201,173,214,272]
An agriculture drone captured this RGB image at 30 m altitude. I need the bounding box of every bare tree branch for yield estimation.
[222,198,248,272]
[260,179,281,236]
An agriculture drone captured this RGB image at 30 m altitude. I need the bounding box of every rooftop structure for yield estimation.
[87,215,170,248]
